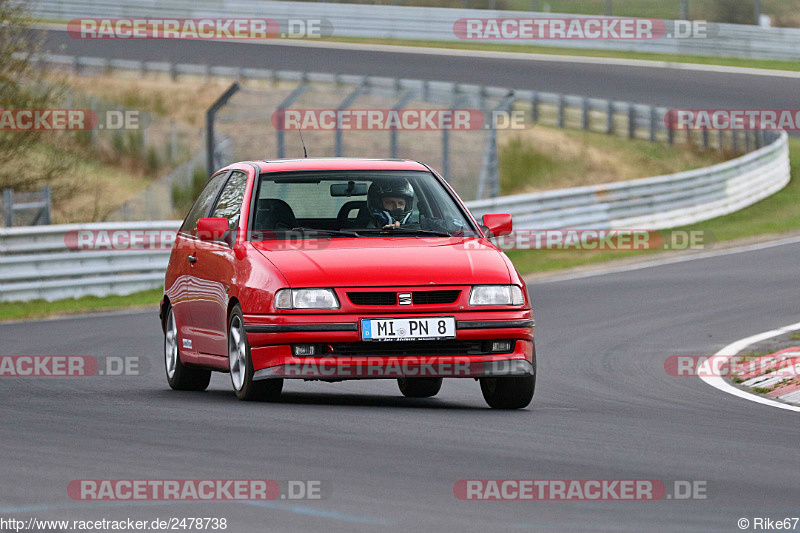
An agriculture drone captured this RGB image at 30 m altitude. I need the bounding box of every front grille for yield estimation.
[348,292,396,306]
[347,290,461,306]
[413,290,460,305]
[294,340,515,357]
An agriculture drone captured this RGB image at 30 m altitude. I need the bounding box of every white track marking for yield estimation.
[701,322,800,412]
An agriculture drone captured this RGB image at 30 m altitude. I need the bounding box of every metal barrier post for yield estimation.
[649,106,657,142]
[628,105,636,139]
[582,97,590,131]
[3,189,12,227]
[335,78,369,157]
[275,83,309,158]
[390,91,414,158]
[206,82,240,174]
[42,186,52,225]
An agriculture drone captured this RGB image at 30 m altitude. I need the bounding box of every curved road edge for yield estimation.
[702,321,800,412]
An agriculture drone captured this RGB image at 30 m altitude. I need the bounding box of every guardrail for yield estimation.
[0,131,789,302]
[27,0,800,61]
[468,131,790,230]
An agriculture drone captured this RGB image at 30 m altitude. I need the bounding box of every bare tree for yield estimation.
[0,0,71,191]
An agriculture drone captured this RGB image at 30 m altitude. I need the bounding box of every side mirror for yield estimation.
[197,218,229,242]
[482,214,512,237]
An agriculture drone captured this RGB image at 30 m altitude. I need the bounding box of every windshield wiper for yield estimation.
[355,227,452,237]
[289,227,361,238]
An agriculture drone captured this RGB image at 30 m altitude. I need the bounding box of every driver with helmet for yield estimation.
[367,178,415,228]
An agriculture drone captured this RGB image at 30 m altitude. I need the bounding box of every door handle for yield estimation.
[187,255,197,263]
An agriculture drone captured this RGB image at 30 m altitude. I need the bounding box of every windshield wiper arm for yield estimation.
[355,227,452,237]
[290,227,361,238]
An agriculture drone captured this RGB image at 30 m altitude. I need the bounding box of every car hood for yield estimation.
[251,238,511,287]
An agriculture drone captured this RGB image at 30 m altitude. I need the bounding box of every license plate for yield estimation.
[361,317,456,341]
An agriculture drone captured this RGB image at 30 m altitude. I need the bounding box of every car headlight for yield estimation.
[275,289,340,309]
[469,285,525,306]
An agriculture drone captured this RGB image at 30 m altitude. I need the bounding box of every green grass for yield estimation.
[789,332,800,341]
[499,129,728,195]
[506,137,800,274]
[0,288,162,322]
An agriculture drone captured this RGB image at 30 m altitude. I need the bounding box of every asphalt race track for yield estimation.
[40,29,800,110]
[1,241,798,531]
[1,27,797,533]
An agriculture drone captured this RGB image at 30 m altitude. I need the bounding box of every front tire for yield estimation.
[164,306,211,391]
[480,344,536,409]
[397,377,442,398]
[479,375,535,409]
[228,305,283,401]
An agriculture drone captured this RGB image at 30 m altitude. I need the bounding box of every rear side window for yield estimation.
[179,172,228,236]
[211,171,248,230]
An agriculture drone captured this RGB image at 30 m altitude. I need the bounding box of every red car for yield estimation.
[160,158,535,408]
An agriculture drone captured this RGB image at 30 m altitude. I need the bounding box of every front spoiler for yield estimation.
[252,358,534,381]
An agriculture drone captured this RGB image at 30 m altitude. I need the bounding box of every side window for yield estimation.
[210,171,248,230]
[179,172,228,236]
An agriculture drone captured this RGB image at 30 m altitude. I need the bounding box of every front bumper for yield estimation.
[244,311,534,380]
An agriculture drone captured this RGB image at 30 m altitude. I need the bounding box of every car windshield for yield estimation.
[249,170,479,240]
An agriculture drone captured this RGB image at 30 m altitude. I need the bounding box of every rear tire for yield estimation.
[228,305,283,401]
[397,377,442,398]
[164,306,211,391]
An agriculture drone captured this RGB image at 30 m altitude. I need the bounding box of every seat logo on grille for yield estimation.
[398,293,412,305]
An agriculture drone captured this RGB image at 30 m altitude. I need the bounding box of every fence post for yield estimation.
[702,128,709,149]
[649,106,657,142]
[205,82,240,174]
[666,109,675,145]
[390,91,414,158]
[335,78,369,157]
[531,92,539,123]
[480,93,516,199]
[42,186,52,225]
[3,189,13,227]
[582,97,590,131]
[558,94,565,128]
[606,100,614,134]
[275,83,309,158]
[628,104,636,138]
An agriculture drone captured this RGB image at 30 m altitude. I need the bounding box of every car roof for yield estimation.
[249,158,431,174]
